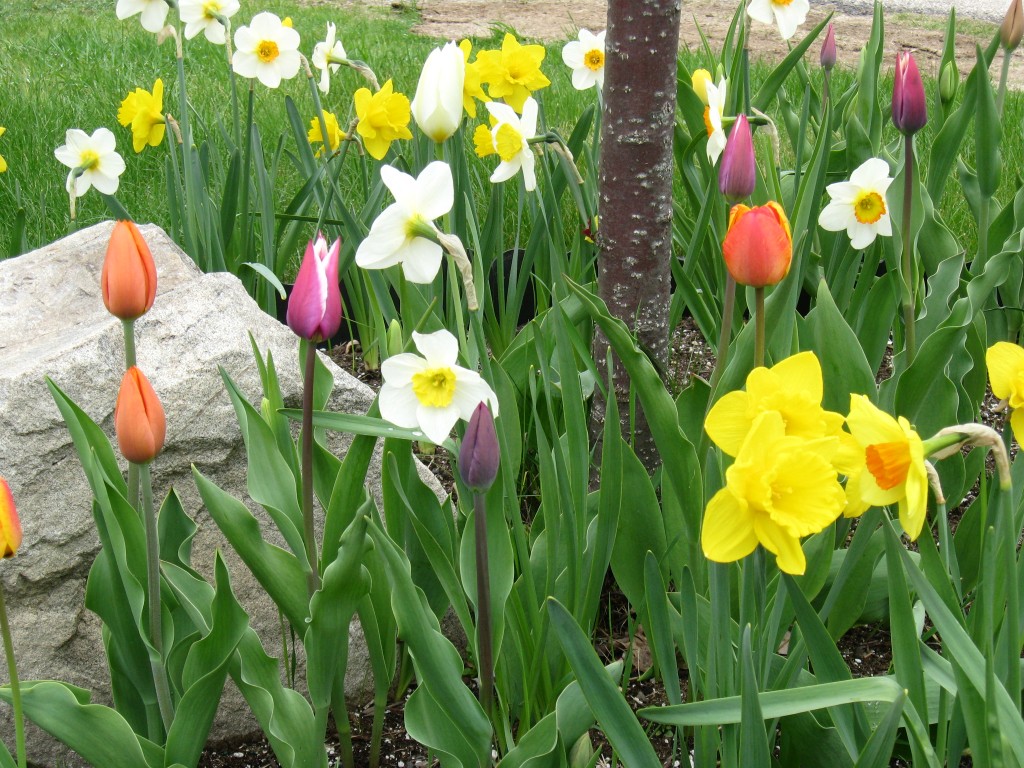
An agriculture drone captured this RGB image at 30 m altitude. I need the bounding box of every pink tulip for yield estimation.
[719,114,756,202]
[459,402,499,492]
[286,235,342,342]
[893,52,927,136]
[820,24,837,71]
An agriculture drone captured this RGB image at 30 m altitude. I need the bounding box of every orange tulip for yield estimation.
[0,479,23,559]
[102,220,157,320]
[115,367,166,464]
[722,202,793,288]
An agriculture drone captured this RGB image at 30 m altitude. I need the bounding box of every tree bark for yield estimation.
[593,0,681,471]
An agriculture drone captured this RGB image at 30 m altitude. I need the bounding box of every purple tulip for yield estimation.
[459,402,499,492]
[719,114,756,202]
[820,24,837,71]
[286,234,342,342]
[892,52,927,136]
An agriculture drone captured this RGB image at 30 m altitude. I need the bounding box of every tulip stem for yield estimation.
[708,274,736,395]
[301,343,321,599]
[139,462,174,734]
[997,49,1011,115]
[0,585,26,768]
[122,320,141,512]
[901,136,917,365]
[754,286,765,368]
[473,493,494,719]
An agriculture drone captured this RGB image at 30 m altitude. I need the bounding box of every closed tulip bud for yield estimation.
[722,202,792,287]
[115,367,166,464]
[939,60,959,104]
[286,234,342,343]
[719,114,756,201]
[386,319,404,358]
[1002,0,1023,51]
[892,52,927,136]
[0,479,23,559]
[820,24,837,71]
[102,220,157,320]
[411,41,465,143]
[459,402,499,493]
[691,68,712,105]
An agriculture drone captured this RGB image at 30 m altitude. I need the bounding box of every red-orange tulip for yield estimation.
[0,479,23,559]
[722,202,793,288]
[102,220,157,320]
[115,367,166,464]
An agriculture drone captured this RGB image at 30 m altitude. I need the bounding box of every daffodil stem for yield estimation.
[301,343,320,599]
[901,136,916,365]
[473,492,494,720]
[139,462,174,734]
[754,287,765,368]
[708,275,736,394]
[0,586,26,768]
[122,320,141,512]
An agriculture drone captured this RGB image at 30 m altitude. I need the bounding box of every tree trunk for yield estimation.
[593,0,681,471]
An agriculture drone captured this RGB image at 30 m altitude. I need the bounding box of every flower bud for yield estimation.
[386,319,404,358]
[820,24,837,71]
[0,479,23,559]
[459,402,499,493]
[718,114,756,201]
[286,234,342,343]
[102,220,157,320]
[691,68,712,105]
[411,41,466,143]
[1002,0,1023,51]
[115,367,166,464]
[722,202,792,287]
[939,60,959,104]
[892,52,927,136]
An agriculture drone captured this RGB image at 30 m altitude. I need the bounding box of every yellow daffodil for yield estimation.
[354,79,413,161]
[307,111,345,156]
[844,395,928,540]
[475,33,550,113]
[459,40,489,118]
[472,98,539,191]
[0,127,7,173]
[691,68,712,105]
[118,79,166,153]
[702,410,846,575]
[987,341,1024,442]
[705,351,846,456]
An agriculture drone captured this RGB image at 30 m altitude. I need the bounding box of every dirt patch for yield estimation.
[349,0,1023,89]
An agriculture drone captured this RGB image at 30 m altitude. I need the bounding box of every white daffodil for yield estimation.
[561,29,606,91]
[115,0,169,33]
[704,77,728,165]
[233,12,301,89]
[411,41,466,143]
[355,161,455,284]
[817,158,894,250]
[311,22,347,94]
[179,0,240,45]
[380,330,499,446]
[473,98,539,191]
[747,0,810,41]
[54,128,126,196]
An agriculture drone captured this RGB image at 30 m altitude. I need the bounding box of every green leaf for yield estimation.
[548,599,662,767]
[739,626,770,768]
[192,468,309,631]
[0,682,160,768]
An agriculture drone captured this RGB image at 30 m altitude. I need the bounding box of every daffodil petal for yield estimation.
[701,488,758,564]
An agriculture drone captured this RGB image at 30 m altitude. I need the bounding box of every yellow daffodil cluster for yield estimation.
[702,352,929,574]
[463,33,550,115]
[354,80,413,161]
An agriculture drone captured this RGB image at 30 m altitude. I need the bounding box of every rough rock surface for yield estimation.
[0,222,434,767]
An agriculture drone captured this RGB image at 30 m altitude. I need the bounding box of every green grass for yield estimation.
[1,0,1022,269]
[0,0,599,256]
